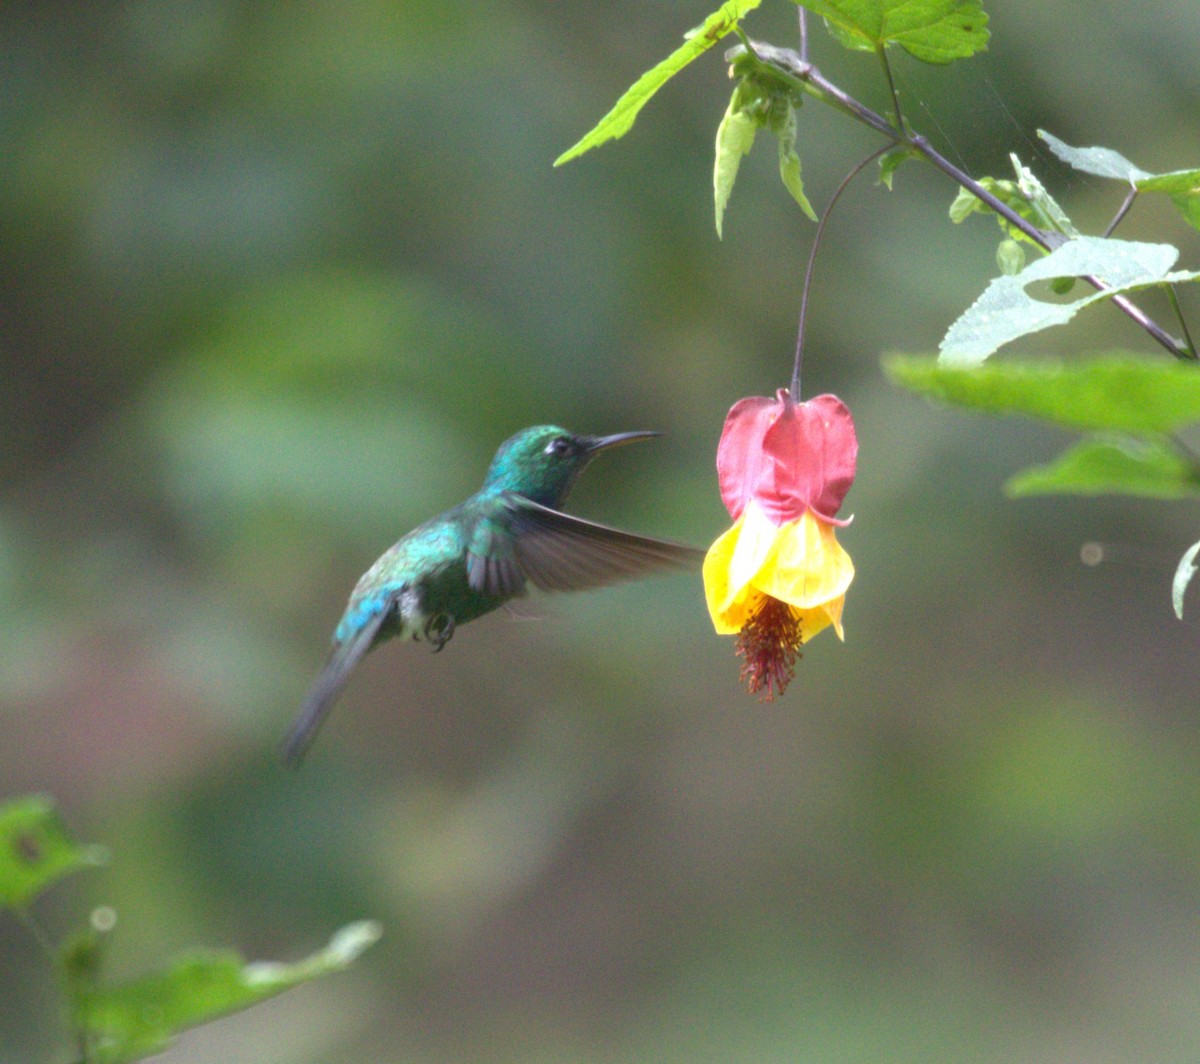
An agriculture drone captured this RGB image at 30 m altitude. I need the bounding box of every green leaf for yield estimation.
[950,179,1005,223]
[1172,539,1200,619]
[713,85,760,238]
[1037,130,1149,182]
[1006,436,1200,499]
[884,354,1200,434]
[878,145,917,189]
[555,0,763,165]
[996,238,1025,276]
[798,0,990,63]
[777,141,815,219]
[949,154,1078,242]
[949,176,1057,246]
[711,74,815,237]
[771,100,817,222]
[1010,154,1078,238]
[71,921,382,1063]
[0,795,107,910]
[1039,130,1200,232]
[1139,172,1200,232]
[939,236,1200,365]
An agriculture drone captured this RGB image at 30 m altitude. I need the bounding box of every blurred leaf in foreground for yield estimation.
[0,795,107,911]
[1005,436,1200,499]
[885,354,1200,434]
[70,920,382,1064]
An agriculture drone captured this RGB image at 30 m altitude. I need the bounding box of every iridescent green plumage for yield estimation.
[282,426,702,764]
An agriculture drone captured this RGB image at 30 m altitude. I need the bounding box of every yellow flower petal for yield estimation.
[704,507,853,642]
[724,502,781,604]
[820,592,846,641]
[703,517,765,633]
[755,510,854,609]
[791,593,845,643]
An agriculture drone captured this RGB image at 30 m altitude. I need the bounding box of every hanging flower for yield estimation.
[703,389,857,699]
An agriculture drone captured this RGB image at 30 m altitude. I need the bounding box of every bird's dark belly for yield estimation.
[372,563,511,647]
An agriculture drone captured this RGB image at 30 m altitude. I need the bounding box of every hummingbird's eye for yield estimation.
[544,436,572,456]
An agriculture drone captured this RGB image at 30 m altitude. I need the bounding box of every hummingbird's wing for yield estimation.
[468,495,705,596]
[464,513,527,598]
[281,603,391,767]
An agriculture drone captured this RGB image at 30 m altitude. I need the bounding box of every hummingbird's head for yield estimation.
[483,425,659,508]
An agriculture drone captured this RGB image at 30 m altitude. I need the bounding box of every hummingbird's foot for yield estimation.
[424,613,455,652]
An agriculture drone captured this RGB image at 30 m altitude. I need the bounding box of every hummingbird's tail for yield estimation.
[281,610,387,767]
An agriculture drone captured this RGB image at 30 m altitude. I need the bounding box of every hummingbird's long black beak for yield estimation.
[584,430,660,454]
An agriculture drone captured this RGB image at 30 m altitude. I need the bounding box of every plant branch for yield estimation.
[731,40,1193,361]
[14,908,95,1062]
[1103,185,1139,238]
[14,906,56,961]
[1166,285,1198,359]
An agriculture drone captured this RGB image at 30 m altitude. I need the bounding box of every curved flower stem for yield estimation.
[733,40,1194,361]
[793,147,890,400]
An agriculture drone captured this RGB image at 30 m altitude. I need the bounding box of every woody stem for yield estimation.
[734,40,1193,362]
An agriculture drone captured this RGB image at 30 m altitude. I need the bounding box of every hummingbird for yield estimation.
[281,425,703,764]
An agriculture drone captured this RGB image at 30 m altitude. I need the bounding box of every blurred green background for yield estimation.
[4,2,1200,1061]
